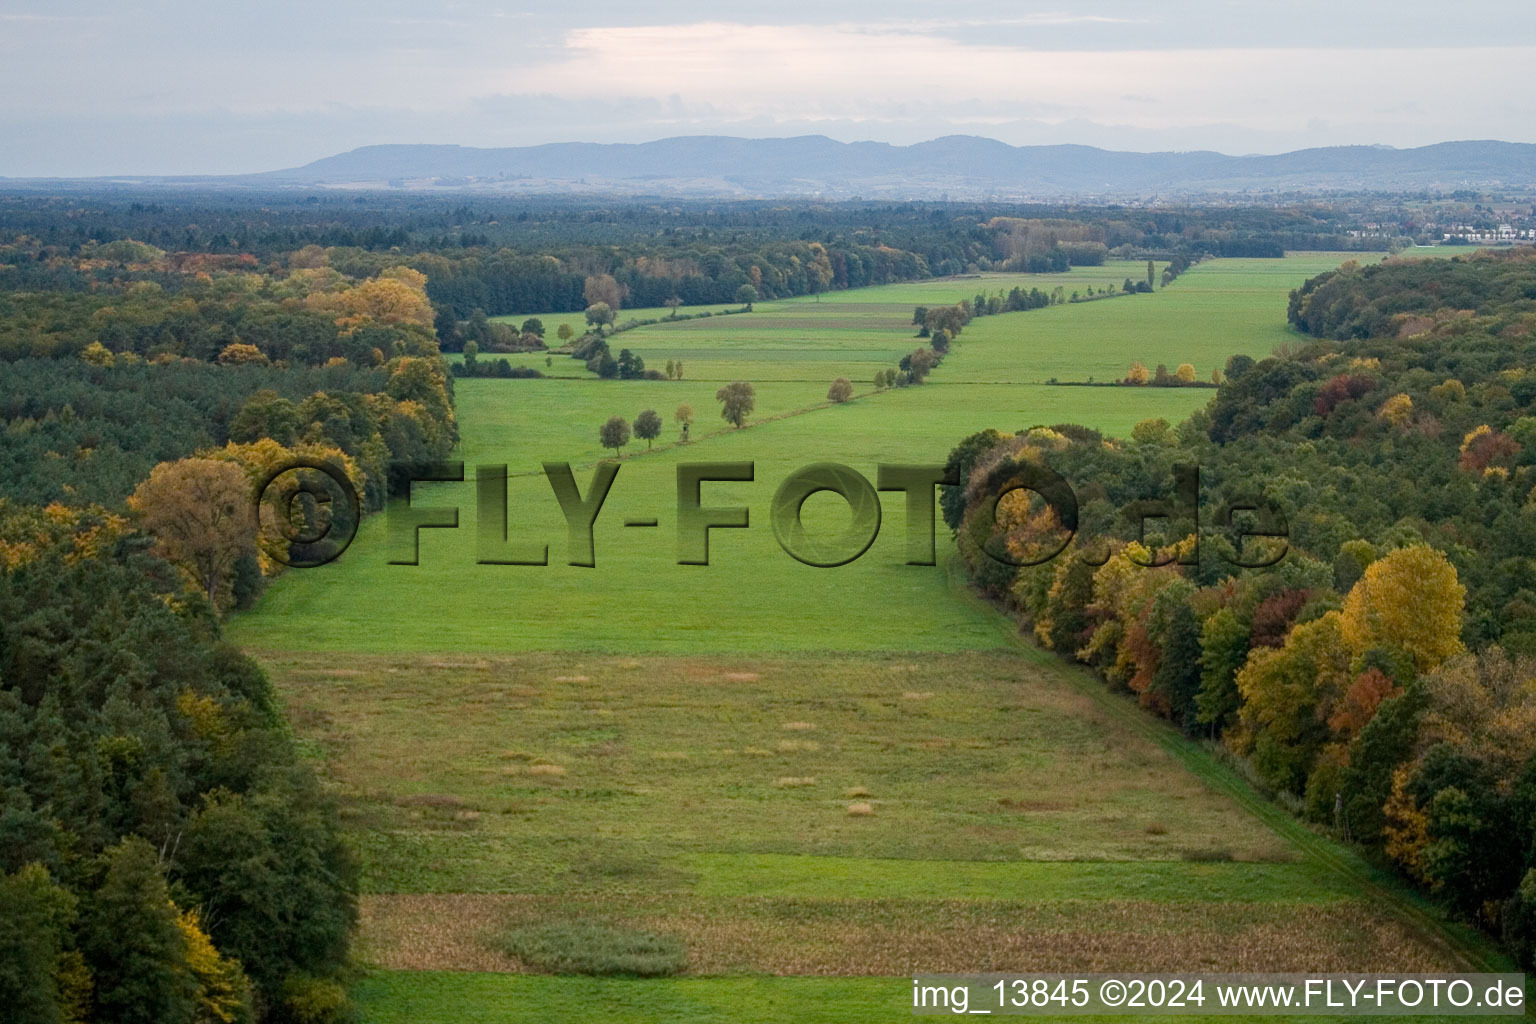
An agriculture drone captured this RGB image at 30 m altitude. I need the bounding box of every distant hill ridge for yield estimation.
[20,136,1536,197]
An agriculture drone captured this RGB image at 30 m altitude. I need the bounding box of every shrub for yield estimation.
[277,973,354,1024]
[496,922,686,977]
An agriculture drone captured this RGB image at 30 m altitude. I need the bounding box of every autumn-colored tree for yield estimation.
[337,273,434,329]
[827,377,853,403]
[1383,765,1430,880]
[716,381,755,428]
[1235,610,1354,792]
[1033,554,1095,653]
[1429,378,1466,405]
[1175,362,1197,384]
[217,343,268,366]
[1379,392,1414,428]
[385,357,454,427]
[584,273,624,311]
[1249,587,1310,648]
[674,404,694,433]
[1458,424,1520,474]
[178,908,253,1024]
[129,458,255,607]
[82,340,115,367]
[1124,361,1149,385]
[1340,545,1465,673]
[1131,417,1169,444]
[1418,649,1536,773]
[1328,667,1401,743]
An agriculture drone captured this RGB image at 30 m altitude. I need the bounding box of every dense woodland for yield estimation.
[0,220,459,1024]
[0,505,357,1023]
[948,248,1536,959]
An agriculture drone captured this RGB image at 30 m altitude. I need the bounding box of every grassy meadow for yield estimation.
[234,257,1367,655]
[232,251,1512,1022]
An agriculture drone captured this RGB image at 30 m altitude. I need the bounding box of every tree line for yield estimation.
[946,247,1536,962]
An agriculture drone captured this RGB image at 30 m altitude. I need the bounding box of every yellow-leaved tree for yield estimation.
[129,458,255,606]
[1340,545,1465,673]
[177,907,252,1024]
[1234,609,1354,793]
[1378,392,1413,428]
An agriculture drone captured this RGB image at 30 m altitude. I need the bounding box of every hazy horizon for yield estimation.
[5,0,1534,177]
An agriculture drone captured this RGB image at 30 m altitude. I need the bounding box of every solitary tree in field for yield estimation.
[129,458,255,608]
[584,302,615,335]
[664,296,682,319]
[1147,260,1156,289]
[1125,361,1150,385]
[1175,362,1197,384]
[557,323,574,344]
[634,408,662,448]
[735,284,758,311]
[716,381,755,428]
[828,377,853,403]
[675,404,694,440]
[600,415,630,456]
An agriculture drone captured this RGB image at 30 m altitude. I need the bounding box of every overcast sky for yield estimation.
[3,1,1534,177]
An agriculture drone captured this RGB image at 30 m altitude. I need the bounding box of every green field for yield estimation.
[234,257,1365,656]
[233,252,1507,1023]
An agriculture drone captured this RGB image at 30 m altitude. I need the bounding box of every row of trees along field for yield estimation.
[947,248,1536,962]
[1,196,1397,353]
[0,241,468,1023]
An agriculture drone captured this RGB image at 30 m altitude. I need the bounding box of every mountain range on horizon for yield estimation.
[13,135,1536,199]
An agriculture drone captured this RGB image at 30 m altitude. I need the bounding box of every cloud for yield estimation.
[492,25,1536,141]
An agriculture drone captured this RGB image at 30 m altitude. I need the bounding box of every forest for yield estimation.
[0,503,357,1023]
[947,247,1536,958]
[0,222,460,1023]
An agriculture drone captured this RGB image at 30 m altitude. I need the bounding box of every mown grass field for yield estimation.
[233,252,1511,1023]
